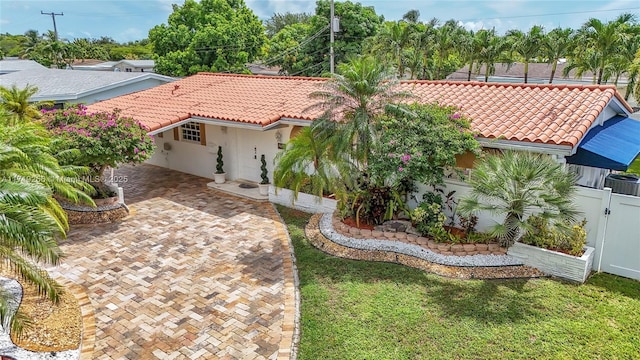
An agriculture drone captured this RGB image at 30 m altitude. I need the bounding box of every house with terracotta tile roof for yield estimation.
[87,73,639,189]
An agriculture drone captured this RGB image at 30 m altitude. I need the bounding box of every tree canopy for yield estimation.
[149,0,265,76]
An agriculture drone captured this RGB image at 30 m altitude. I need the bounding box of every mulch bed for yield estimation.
[0,267,81,352]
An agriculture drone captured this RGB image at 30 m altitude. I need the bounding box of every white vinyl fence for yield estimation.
[415,179,640,281]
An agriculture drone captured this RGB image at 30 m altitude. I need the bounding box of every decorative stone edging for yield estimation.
[332,216,508,256]
[62,204,129,225]
[307,214,544,280]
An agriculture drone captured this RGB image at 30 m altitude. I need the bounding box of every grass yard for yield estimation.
[277,206,640,360]
[628,157,640,176]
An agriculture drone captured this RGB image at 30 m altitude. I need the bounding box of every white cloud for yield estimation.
[245,0,315,19]
[0,18,9,25]
[119,27,145,42]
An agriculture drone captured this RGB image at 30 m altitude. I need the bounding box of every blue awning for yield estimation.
[566,116,640,171]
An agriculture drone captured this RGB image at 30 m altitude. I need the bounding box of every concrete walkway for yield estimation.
[50,165,296,359]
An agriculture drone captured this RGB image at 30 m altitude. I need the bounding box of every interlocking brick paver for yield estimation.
[49,164,296,359]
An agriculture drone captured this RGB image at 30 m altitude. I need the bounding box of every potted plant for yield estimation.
[259,154,270,196]
[213,145,226,184]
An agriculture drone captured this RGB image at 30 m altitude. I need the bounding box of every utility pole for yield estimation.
[41,11,64,41]
[329,0,334,74]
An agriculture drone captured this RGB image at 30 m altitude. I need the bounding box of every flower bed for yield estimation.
[331,216,507,256]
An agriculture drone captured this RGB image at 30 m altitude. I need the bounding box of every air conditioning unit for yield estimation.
[604,174,640,196]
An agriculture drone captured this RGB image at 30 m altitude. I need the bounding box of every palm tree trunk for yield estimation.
[484,66,490,82]
[549,60,558,84]
[524,61,529,84]
[467,61,473,81]
[597,68,603,84]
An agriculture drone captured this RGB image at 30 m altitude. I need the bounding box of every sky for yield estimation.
[0,0,638,43]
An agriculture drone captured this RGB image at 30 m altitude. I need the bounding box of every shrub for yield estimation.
[520,215,587,256]
[41,104,154,196]
[215,146,224,174]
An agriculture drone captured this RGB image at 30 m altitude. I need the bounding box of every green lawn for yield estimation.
[628,157,640,176]
[277,206,640,360]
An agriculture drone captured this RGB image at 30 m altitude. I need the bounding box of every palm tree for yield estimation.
[0,112,94,335]
[0,85,48,124]
[433,20,462,80]
[475,29,508,82]
[506,25,545,83]
[628,48,640,103]
[544,27,574,83]
[308,56,412,170]
[369,21,414,78]
[273,125,352,199]
[579,13,636,84]
[413,18,438,80]
[402,9,420,23]
[458,151,581,247]
[563,48,600,83]
[457,29,482,81]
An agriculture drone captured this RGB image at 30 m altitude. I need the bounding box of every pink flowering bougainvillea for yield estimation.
[369,102,479,188]
[41,104,155,196]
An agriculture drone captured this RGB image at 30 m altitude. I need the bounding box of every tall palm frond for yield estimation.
[307,56,413,169]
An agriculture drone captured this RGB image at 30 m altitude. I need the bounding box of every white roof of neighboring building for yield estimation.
[0,68,174,101]
[116,60,155,67]
[0,59,47,73]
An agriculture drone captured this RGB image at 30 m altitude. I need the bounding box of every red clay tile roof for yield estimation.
[87,73,633,148]
[87,73,326,132]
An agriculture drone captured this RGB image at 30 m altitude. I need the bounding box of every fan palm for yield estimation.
[458,151,581,247]
[0,112,94,335]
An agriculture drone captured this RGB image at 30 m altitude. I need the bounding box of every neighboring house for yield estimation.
[0,58,47,74]
[69,59,155,73]
[0,60,173,106]
[86,73,639,189]
[112,60,155,73]
[447,62,629,86]
[69,59,119,71]
[247,63,281,76]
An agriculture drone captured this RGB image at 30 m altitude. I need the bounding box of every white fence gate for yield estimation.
[427,180,640,281]
[595,193,640,280]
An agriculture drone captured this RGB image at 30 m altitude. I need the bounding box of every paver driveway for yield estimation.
[50,165,296,359]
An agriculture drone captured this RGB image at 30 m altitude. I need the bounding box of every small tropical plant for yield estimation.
[260,154,269,185]
[0,84,52,124]
[520,215,588,256]
[273,124,352,199]
[215,146,224,174]
[458,151,581,247]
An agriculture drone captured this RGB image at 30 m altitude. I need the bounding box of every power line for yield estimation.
[41,11,64,41]
[457,7,639,23]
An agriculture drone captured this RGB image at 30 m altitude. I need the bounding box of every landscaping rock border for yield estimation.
[307,214,544,280]
[60,202,129,225]
[330,215,509,259]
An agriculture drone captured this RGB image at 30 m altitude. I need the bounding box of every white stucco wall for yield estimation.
[146,122,294,182]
